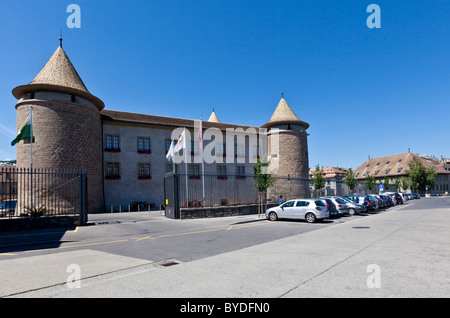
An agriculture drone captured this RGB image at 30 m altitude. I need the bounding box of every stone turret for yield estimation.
[12,42,104,213]
[262,96,311,200]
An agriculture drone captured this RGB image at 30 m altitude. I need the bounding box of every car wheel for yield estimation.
[349,208,356,215]
[268,211,278,221]
[305,213,316,223]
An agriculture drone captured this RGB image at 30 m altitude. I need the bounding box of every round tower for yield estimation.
[12,42,104,213]
[262,95,311,200]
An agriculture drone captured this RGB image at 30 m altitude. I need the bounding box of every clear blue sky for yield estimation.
[1,0,449,169]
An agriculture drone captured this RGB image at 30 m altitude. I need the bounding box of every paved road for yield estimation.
[0,205,375,263]
[1,197,449,299]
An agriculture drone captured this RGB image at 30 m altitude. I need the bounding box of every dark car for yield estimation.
[321,198,339,218]
[357,195,377,211]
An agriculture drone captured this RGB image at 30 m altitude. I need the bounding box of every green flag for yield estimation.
[11,115,32,146]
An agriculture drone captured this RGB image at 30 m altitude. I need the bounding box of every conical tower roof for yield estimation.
[261,97,309,129]
[12,45,104,111]
[208,109,221,123]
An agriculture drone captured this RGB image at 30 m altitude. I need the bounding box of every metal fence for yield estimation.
[173,173,259,208]
[0,167,87,222]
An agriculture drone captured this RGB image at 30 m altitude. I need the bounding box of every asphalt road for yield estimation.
[1,197,449,299]
[1,202,400,263]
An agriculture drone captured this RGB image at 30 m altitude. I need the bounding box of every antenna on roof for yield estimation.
[281,91,284,99]
[59,28,63,48]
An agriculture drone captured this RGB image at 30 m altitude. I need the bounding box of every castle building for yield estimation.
[11,43,311,213]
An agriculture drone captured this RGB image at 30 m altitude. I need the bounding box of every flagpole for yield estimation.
[30,106,33,213]
[200,115,205,207]
[184,128,189,208]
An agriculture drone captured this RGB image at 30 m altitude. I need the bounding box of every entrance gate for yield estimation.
[164,172,180,219]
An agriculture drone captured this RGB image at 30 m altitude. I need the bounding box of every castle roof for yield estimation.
[261,97,310,129]
[208,109,221,123]
[101,109,258,132]
[12,45,104,111]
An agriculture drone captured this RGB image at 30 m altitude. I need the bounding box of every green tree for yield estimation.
[383,176,391,192]
[364,174,376,193]
[400,176,412,192]
[394,178,401,191]
[406,157,437,192]
[344,168,358,193]
[311,165,326,197]
[253,158,276,217]
[253,158,276,192]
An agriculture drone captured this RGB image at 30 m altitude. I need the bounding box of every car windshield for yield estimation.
[335,198,347,204]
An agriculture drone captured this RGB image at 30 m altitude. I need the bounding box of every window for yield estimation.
[236,166,245,178]
[235,144,244,157]
[376,162,380,166]
[106,162,120,179]
[166,164,176,174]
[386,161,390,164]
[217,165,227,179]
[385,169,391,174]
[282,201,295,208]
[137,137,151,154]
[398,159,402,162]
[166,139,174,153]
[398,168,403,173]
[189,164,200,178]
[355,173,359,177]
[138,163,151,179]
[296,201,310,207]
[374,170,380,175]
[216,143,226,156]
[105,135,120,152]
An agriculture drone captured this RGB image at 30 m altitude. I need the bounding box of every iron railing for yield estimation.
[0,167,87,221]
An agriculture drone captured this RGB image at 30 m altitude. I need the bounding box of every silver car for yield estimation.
[321,197,350,216]
[266,199,329,223]
[337,196,366,215]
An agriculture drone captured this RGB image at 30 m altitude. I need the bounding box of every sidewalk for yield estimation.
[2,200,450,298]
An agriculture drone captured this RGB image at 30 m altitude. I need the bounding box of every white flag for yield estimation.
[173,130,186,154]
[166,141,175,162]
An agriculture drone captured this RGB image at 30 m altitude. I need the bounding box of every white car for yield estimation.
[266,199,329,223]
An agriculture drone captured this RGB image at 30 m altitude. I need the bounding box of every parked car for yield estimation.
[399,193,408,203]
[342,195,359,204]
[412,193,421,199]
[321,197,350,216]
[335,196,366,215]
[385,193,398,205]
[357,195,377,211]
[0,199,17,217]
[321,198,339,218]
[380,194,393,207]
[266,199,329,223]
[367,195,382,209]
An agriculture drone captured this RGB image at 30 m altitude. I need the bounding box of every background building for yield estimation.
[309,167,349,197]
[353,152,450,195]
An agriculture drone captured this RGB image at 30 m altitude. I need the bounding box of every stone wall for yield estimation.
[15,92,103,213]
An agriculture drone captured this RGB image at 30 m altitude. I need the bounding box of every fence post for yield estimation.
[79,173,88,226]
